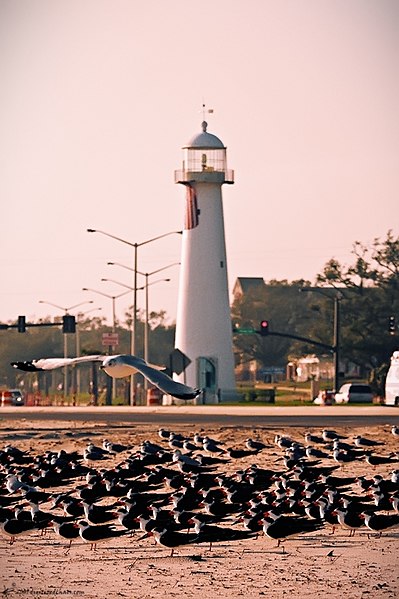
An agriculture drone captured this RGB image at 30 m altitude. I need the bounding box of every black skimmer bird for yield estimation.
[226,447,258,459]
[76,482,108,504]
[2,445,32,465]
[260,512,324,548]
[369,473,399,494]
[29,503,53,531]
[78,520,126,550]
[316,498,339,533]
[191,517,255,551]
[82,502,119,525]
[22,488,53,505]
[368,491,394,512]
[52,519,80,551]
[236,512,264,538]
[11,354,200,400]
[331,508,364,537]
[141,526,199,556]
[360,511,399,537]
[200,498,242,519]
[116,508,141,534]
[1,517,36,544]
[318,473,357,489]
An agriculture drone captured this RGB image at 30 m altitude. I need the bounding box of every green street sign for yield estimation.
[233,328,256,334]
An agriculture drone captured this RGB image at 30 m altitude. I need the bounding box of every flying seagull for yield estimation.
[11,354,200,400]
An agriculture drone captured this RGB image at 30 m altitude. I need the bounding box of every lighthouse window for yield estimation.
[185,148,227,172]
[220,261,224,268]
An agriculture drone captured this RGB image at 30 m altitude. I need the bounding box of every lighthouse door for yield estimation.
[197,357,218,404]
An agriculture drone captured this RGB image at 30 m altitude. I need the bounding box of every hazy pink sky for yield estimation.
[1,0,398,326]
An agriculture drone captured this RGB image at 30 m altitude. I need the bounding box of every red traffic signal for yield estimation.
[259,320,269,336]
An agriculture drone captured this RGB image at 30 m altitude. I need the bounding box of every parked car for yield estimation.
[1,389,24,406]
[385,351,399,406]
[334,383,373,404]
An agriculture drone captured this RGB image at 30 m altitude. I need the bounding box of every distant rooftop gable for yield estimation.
[233,277,265,299]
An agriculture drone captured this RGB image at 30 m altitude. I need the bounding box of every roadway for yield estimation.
[1,405,398,428]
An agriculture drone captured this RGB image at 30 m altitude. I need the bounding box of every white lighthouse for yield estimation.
[174,121,236,403]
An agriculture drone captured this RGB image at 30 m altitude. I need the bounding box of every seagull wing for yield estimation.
[118,355,200,400]
[11,355,106,372]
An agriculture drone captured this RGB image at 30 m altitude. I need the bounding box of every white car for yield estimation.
[334,383,373,404]
[385,351,399,406]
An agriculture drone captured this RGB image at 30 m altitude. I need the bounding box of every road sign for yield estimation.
[102,333,119,347]
[259,367,285,375]
[170,348,191,374]
[234,328,256,334]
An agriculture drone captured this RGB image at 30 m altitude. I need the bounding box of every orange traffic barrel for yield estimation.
[1,392,13,407]
[147,388,162,406]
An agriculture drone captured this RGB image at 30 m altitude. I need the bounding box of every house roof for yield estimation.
[233,277,265,296]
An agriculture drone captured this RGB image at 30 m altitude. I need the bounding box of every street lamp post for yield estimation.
[75,307,102,397]
[333,295,341,394]
[107,260,180,359]
[82,287,131,403]
[299,288,343,392]
[38,300,93,398]
[87,228,182,405]
[100,277,171,396]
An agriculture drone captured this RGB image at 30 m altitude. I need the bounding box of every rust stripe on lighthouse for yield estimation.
[185,184,200,230]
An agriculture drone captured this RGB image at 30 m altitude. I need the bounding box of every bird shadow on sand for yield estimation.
[0,432,40,440]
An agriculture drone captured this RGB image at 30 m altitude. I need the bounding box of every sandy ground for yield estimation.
[0,416,398,599]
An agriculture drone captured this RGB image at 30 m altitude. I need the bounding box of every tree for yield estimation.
[315,230,399,386]
[231,280,313,370]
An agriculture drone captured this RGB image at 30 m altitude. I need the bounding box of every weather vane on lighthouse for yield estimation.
[201,103,214,131]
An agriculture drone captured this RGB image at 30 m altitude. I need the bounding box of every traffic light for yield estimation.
[259,320,269,336]
[62,314,76,334]
[17,316,26,333]
[389,315,396,335]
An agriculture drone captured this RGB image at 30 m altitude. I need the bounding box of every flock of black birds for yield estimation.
[1,425,399,556]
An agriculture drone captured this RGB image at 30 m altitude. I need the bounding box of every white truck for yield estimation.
[385,351,399,406]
